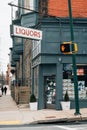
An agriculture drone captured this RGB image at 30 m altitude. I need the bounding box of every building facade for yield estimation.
[10,0,87,110]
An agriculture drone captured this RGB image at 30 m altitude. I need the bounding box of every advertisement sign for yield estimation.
[11,25,42,40]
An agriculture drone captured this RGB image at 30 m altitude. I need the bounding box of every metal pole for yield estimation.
[68,0,81,115]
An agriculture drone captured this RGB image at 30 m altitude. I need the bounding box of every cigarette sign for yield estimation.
[12,25,42,40]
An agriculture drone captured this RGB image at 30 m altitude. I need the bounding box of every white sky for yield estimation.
[0,0,14,74]
[0,0,33,74]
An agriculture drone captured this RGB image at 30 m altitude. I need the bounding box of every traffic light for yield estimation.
[60,43,70,53]
[60,42,71,54]
[60,42,78,54]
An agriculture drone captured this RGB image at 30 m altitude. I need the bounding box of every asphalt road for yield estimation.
[0,121,87,130]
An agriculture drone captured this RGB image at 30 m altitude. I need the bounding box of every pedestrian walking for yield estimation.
[4,86,7,95]
[1,86,4,95]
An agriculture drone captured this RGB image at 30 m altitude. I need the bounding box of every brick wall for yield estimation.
[48,0,87,17]
[23,39,32,87]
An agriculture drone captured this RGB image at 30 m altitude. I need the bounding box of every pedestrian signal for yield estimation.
[60,42,78,54]
[60,43,71,53]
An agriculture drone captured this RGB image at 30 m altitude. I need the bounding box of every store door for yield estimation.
[44,75,56,109]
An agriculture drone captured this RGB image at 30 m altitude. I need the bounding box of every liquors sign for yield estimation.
[11,25,42,40]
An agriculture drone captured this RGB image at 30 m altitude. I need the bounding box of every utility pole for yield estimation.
[68,0,81,115]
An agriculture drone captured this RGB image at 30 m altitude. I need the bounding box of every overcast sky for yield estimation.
[0,0,33,74]
[0,0,16,74]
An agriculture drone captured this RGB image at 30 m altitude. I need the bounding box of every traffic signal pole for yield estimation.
[68,0,81,115]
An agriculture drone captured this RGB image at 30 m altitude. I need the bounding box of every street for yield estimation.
[0,121,87,130]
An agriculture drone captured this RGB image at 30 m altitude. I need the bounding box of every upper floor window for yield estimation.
[17,0,35,15]
[24,0,35,13]
[32,40,41,58]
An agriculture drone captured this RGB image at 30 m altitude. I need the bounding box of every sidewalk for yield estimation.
[0,89,87,125]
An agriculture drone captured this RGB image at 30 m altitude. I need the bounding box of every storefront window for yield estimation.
[44,76,56,105]
[63,64,87,100]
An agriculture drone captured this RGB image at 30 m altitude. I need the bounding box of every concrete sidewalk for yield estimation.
[0,92,87,125]
[19,108,87,124]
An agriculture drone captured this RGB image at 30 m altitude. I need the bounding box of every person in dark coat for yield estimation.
[1,86,4,95]
[4,86,7,95]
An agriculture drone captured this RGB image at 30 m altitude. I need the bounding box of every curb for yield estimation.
[29,116,87,125]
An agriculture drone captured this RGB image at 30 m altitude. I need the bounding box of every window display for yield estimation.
[63,64,87,99]
[45,76,56,105]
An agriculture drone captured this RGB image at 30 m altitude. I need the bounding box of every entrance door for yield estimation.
[44,75,56,109]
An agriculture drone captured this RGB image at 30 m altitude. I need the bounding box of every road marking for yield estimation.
[0,120,21,125]
[54,125,77,130]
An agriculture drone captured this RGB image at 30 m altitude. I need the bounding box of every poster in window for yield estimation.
[78,81,85,91]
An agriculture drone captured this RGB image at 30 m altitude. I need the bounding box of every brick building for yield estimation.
[48,0,87,18]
